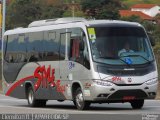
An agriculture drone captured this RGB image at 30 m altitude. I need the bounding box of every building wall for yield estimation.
[131,6,160,17]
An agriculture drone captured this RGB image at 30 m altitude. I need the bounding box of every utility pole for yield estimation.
[72,1,75,17]
[2,0,6,38]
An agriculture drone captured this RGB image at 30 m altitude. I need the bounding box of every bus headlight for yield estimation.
[145,78,158,85]
[93,80,114,86]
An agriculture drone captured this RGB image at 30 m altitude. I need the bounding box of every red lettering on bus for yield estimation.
[56,80,66,93]
[112,76,122,82]
[34,65,65,93]
[34,65,55,91]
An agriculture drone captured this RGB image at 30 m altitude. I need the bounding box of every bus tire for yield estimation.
[74,88,90,110]
[27,87,46,107]
[130,99,144,109]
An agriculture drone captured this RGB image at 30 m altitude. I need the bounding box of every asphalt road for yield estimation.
[0,94,160,120]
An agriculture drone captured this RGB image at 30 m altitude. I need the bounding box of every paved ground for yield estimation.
[0,94,160,120]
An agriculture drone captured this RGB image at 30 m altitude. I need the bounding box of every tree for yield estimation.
[121,15,142,22]
[96,3,120,19]
[6,0,65,29]
[6,0,40,29]
[63,10,85,17]
[40,4,64,20]
[81,0,123,19]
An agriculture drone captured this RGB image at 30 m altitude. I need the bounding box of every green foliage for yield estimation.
[81,0,122,19]
[0,52,1,60]
[96,3,120,19]
[6,0,65,29]
[65,0,81,3]
[40,5,64,20]
[121,15,142,22]
[63,10,85,17]
[121,0,160,6]
[141,21,156,33]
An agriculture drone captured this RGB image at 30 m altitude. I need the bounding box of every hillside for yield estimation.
[68,0,160,5]
[122,0,160,6]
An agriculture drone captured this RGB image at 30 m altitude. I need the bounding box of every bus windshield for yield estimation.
[88,26,154,65]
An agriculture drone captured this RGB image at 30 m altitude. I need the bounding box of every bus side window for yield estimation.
[42,30,59,61]
[70,39,80,61]
[69,28,90,69]
[28,32,43,62]
[5,34,27,63]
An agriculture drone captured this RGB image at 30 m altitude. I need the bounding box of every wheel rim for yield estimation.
[76,92,84,107]
[28,90,33,104]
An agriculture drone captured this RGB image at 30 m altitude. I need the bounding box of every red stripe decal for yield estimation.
[5,76,35,96]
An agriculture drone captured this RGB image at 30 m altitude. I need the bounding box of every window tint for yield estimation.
[5,34,27,63]
[89,27,154,65]
[5,28,90,65]
[27,32,43,62]
[43,30,60,61]
[68,28,90,69]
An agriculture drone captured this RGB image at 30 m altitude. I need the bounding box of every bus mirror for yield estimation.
[80,40,85,51]
[149,35,155,46]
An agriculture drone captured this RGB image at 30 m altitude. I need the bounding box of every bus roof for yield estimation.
[4,17,142,36]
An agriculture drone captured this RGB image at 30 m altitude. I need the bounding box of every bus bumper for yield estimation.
[84,81,158,102]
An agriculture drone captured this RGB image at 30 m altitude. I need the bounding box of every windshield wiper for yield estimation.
[99,56,130,65]
[120,54,151,63]
[98,56,117,59]
[118,57,131,65]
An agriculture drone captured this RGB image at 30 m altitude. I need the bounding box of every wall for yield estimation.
[131,6,160,17]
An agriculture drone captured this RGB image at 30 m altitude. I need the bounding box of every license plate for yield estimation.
[123,96,135,100]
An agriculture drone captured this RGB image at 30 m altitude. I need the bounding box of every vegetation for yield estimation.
[121,0,160,6]
[6,0,123,28]
[6,0,65,29]
[81,0,123,19]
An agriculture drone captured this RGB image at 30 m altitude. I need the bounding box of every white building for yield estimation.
[131,4,160,17]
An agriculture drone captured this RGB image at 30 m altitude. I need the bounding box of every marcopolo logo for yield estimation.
[128,78,132,83]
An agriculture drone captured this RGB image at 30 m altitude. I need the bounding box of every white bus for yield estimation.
[2,18,158,110]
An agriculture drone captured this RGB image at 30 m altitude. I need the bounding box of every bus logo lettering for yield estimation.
[34,65,55,91]
[112,77,122,82]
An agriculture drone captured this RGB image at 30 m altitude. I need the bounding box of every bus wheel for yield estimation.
[27,87,46,107]
[130,99,144,109]
[74,88,90,110]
